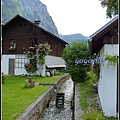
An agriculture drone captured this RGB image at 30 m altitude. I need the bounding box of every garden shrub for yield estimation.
[82,110,103,120]
[23,43,52,76]
[2,72,6,84]
[62,42,91,82]
[86,71,97,86]
[34,74,40,77]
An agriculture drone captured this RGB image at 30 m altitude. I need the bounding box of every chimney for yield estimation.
[34,20,41,25]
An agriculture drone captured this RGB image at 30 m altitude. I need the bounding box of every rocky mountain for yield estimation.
[2,0,59,36]
[2,0,89,43]
[60,34,89,44]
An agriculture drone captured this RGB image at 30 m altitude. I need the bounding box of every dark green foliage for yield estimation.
[2,72,6,84]
[104,54,118,68]
[24,63,37,74]
[99,0,118,18]
[23,43,51,75]
[82,110,103,120]
[62,42,91,82]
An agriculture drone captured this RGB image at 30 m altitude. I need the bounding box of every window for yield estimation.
[10,39,16,48]
[15,55,29,68]
[31,38,37,47]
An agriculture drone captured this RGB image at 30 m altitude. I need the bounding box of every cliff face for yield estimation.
[2,0,59,36]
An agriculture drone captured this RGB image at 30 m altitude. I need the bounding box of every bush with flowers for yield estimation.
[36,43,52,65]
[23,42,52,75]
[25,63,37,74]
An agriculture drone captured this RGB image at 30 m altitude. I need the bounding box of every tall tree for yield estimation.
[62,42,91,82]
[99,0,118,18]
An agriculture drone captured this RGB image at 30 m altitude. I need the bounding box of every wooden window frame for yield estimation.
[30,38,37,47]
[10,39,16,49]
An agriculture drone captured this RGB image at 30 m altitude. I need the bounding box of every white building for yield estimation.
[2,54,66,76]
[2,15,67,76]
[89,16,119,117]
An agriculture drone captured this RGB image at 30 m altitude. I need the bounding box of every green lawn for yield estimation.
[2,75,60,120]
[79,81,95,111]
[79,81,118,120]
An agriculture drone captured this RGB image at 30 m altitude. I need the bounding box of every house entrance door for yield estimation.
[9,59,15,75]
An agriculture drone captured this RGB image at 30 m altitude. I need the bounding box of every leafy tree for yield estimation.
[99,0,118,18]
[62,42,91,82]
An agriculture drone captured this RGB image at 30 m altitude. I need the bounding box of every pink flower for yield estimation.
[26,63,28,66]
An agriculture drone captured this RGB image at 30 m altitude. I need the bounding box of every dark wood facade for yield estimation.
[2,15,68,57]
[90,17,118,56]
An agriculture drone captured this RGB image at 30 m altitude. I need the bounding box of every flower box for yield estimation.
[28,47,36,50]
[8,47,16,51]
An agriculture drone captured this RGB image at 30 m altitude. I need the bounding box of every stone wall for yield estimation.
[16,74,70,120]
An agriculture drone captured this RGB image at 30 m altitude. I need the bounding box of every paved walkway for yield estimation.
[74,84,83,120]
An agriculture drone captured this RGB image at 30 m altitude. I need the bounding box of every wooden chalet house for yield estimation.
[2,15,68,76]
[89,16,118,117]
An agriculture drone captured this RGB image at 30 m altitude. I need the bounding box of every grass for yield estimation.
[78,80,118,120]
[79,81,96,111]
[2,75,61,120]
[101,117,118,120]
[54,71,64,76]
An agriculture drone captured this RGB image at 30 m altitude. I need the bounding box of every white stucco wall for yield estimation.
[2,54,66,77]
[98,44,118,117]
[15,68,28,75]
[2,55,15,75]
[36,64,46,77]
[2,54,29,75]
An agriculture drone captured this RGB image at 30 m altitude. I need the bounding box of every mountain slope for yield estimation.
[2,0,59,36]
[60,34,89,44]
[2,0,89,43]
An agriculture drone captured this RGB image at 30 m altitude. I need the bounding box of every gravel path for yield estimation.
[39,78,73,120]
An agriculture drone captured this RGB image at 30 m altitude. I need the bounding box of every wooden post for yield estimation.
[56,93,65,109]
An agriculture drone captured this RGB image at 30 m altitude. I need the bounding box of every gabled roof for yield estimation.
[89,16,118,41]
[3,14,68,44]
[89,16,118,56]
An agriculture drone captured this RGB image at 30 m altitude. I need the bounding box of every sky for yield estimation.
[40,0,112,36]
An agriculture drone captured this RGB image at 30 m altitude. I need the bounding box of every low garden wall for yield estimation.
[16,74,70,120]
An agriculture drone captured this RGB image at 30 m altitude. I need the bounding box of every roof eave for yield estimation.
[90,16,118,40]
[3,14,68,45]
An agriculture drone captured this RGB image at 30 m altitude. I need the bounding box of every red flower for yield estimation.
[26,63,29,66]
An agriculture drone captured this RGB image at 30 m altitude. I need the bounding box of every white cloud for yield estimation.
[40,0,111,36]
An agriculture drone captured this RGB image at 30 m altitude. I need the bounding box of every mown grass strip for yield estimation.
[79,81,94,111]
[2,75,60,120]
[78,81,118,120]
